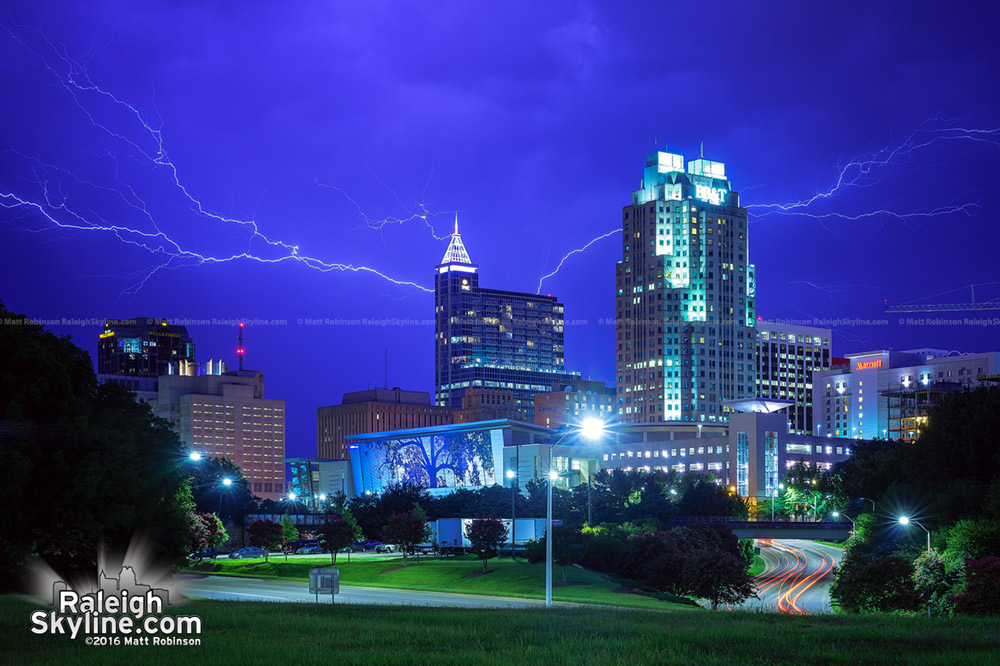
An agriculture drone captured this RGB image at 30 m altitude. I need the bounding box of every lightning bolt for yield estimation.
[536,227,622,293]
[0,12,434,295]
[747,115,997,223]
[539,116,998,286]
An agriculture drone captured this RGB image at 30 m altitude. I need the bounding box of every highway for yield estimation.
[177,573,572,609]
[738,539,843,614]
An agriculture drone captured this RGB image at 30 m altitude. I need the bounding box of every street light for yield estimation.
[545,418,609,608]
[859,497,876,513]
[899,516,932,618]
[832,511,855,539]
[188,451,203,462]
[507,469,517,559]
[218,477,233,515]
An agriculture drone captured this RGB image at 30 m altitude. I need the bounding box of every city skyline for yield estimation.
[3,2,1000,457]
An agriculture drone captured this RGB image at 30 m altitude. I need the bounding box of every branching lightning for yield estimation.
[537,116,999,287]
[747,116,998,223]
[536,227,622,293]
[0,13,435,295]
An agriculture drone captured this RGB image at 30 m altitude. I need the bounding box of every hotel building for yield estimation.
[813,349,999,441]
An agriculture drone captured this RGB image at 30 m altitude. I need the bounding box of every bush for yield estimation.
[912,550,959,616]
[832,550,922,613]
[945,519,1000,562]
[950,556,1000,616]
[524,538,544,564]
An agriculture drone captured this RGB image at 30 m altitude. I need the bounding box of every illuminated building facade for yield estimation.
[156,370,286,500]
[616,150,756,424]
[317,388,454,460]
[533,379,616,428]
[813,349,999,441]
[341,401,853,504]
[755,321,832,434]
[97,317,196,402]
[435,220,579,421]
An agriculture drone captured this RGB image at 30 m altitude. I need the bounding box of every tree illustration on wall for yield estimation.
[372,430,494,489]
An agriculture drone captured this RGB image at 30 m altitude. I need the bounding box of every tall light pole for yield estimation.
[545,417,608,608]
[860,497,876,513]
[218,477,233,515]
[506,469,517,559]
[899,516,932,618]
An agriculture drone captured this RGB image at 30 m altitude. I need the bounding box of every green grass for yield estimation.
[4,595,1000,665]
[748,554,767,576]
[815,540,847,549]
[184,555,696,610]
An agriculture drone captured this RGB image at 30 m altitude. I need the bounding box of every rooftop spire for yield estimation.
[441,213,472,264]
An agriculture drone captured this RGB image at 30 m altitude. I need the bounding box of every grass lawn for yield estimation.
[184,555,697,610]
[4,594,1000,665]
[815,541,846,549]
[748,554,767,576]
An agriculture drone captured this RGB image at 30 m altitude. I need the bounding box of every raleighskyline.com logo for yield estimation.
[30,566,201,646]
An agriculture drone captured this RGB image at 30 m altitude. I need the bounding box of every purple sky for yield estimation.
[3,1,999,457]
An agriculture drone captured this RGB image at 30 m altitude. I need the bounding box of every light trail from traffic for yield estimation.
[737,539,842,614]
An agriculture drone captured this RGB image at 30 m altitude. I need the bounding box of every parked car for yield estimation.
[296,544,325,555]
[229,547,267,559]
[284,539,313,552]
[362,540,382,551]
[375,543,398,553]
[188,548,217,560]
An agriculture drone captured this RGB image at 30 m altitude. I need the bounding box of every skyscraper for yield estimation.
[97,317,196,402]
[755,321,833,434]
[616,150,756,424]
[435,218,579,421]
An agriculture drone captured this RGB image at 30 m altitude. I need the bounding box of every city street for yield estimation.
[177,573,575,609]
[737,539,843,614]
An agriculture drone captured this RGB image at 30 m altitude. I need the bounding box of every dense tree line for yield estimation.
[0,303,193,588]
[828,388,1000,616]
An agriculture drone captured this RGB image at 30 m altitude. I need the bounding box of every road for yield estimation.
[178,573,572,609]
[739,539,842,614]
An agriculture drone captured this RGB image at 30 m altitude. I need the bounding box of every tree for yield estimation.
[0,303,192,587]
[383,504,431,566]
[677,479,748,518]
[949,556,1000,616]
[465,516,509,572]
[280,513,299,560]
[945,519,1000,562]
[831,550,922,613]
[318,511,362,564]
[550,524,588,583]
[681,548,756,610]
[247,519,283,562]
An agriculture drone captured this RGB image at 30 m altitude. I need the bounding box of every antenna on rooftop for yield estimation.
[700,141,704,158]
[384,349,388,389]
[237,322,245,371]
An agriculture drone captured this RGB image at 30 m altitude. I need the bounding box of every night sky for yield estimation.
[3,1,999,458]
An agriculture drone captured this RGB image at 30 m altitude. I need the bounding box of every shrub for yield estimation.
[950,556,1000,616]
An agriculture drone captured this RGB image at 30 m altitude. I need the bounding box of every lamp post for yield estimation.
[832,511,855,539]
[899,516,932,618]
[545,417,608,608]
[218,477,233,515]
[506,469,517,559]
[859,497,876,513]
[188,451,203,462]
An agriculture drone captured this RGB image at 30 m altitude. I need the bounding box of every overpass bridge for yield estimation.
[671,517,852,541]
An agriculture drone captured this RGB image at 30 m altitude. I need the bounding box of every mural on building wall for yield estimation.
[371,430,495,489]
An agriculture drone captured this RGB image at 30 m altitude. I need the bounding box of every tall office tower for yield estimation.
[317,388,454,459]
[755,321,832,434]
[435,219,580,421]
[533,379,617,428]
[616,150,756,424]
[156,367,286,500]
[97,317,196,402]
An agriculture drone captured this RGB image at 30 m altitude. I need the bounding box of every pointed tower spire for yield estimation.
[441,214,472,264]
